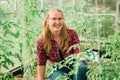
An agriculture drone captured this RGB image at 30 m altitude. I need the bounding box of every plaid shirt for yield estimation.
[36,29,80,66]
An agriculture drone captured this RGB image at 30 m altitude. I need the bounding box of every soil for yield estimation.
[14,73,49,80]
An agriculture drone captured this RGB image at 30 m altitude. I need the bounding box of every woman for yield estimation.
[36,8,88,80]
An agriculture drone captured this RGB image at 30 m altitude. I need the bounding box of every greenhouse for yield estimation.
[0,0,120,80]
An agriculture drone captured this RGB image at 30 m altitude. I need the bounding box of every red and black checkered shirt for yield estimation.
[36,29,80,66]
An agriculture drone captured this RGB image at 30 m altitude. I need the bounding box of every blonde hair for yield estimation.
[41,8,70,53]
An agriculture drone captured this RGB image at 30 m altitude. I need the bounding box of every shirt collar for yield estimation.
[50,34,54,41]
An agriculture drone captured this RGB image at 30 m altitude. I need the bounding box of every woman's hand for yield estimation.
[79,52,86,61]
[46,60,53,66]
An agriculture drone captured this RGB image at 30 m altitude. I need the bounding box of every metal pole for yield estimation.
[59,0,62,6]
[40,0,44,18]
[115,0,119,32]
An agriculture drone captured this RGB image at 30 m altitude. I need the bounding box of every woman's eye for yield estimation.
[58,18,63,20]
[49,18,63,20]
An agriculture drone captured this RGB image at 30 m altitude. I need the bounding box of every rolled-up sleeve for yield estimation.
[36,39,46,66]
[70,29,80,54]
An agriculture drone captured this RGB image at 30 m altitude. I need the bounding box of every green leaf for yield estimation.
[15,30,19,38]
[2,62,9,70]
[7,30,19,38]
[19,42,23,54]
[6,59,14,67]
[6,51,13,56]
[14,53,22,63]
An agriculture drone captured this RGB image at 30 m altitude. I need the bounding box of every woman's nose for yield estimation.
[55,20,60,23]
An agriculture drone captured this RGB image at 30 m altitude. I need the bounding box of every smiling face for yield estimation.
[47,10,64,34]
